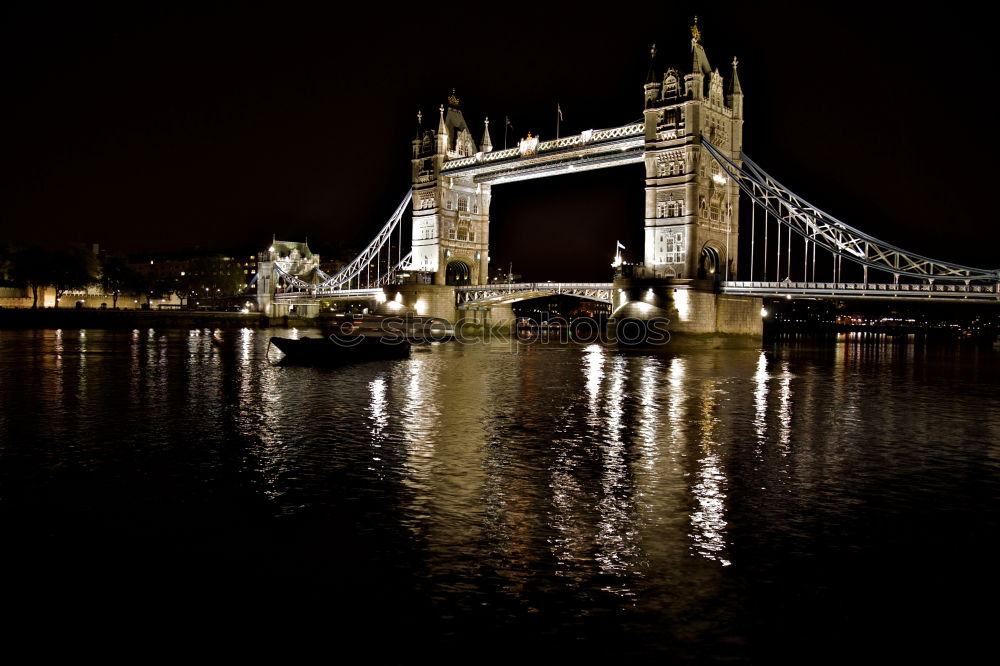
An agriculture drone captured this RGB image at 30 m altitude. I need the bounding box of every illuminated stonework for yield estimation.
[409,23,744,287]
[642,25,744,280]
[410,96,491,285]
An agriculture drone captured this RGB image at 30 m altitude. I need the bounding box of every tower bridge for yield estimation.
[257,21,998,332]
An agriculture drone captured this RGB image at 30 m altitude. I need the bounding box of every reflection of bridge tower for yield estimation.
[642,19,743,280]
[411,91,492,287]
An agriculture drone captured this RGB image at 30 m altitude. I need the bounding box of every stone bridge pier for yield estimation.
[611,270,762,338]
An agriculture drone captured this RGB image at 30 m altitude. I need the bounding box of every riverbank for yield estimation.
[0,308,320,330]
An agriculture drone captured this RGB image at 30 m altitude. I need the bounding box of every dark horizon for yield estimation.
[3,2,995,281]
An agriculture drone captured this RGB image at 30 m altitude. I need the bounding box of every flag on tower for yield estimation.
[557,103,563,122]
[617,241,626,250]
[506,116,513,129]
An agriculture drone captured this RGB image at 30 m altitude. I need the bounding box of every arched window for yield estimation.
[472,203,479,214]
[457,228,468,241]
[663,72,679,99]
[446,199,453,210]
[458,197,468,212]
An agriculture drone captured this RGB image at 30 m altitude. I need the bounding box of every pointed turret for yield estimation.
[440,89,477,157]
[436,104,449,154]
[644,43,660,107]
[412,110,424,158]
[728,57,743,96]
[727,57,744,119]
[481,117,493,152]
[689,16,711,99]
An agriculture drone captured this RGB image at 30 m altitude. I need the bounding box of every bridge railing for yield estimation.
[726,281,999,292]
[456,282,613,304]
[455,282,613,292]
[274,288,384,301]
[722,281,1000,300]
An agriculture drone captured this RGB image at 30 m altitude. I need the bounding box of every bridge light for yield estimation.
[712,173,727,185]
[674,288,690,321]
[761,308,769,317]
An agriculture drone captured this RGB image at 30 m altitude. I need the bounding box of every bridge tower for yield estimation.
[410,91,492,287]
[641,18,743,280]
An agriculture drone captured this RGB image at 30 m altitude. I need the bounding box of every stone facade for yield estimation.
[411,92,491,287]
[642,20,744,281]
[389,284,459,323]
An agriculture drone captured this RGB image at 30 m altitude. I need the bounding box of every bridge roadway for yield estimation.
[455,283,614,309]
[721,281,1000,302]
[272,281,999,307]
[274,288,383,301]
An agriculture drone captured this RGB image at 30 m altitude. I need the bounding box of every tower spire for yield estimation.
[729,56,743,95]
[690,15,711,77]
[728,56,744,120]
[481,117,493,152]
[644,43,661,107]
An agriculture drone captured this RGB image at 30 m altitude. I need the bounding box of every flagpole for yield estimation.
[556,104,560,139]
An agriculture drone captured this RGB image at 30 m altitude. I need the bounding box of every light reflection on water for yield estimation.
[0,328,998,659]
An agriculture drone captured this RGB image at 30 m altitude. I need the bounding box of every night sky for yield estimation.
[3,1,995,281]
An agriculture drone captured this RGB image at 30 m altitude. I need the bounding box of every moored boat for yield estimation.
[268,330,410,364]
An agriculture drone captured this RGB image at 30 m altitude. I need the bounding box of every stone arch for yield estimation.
[698,243,725,280]
[445,260,471,286]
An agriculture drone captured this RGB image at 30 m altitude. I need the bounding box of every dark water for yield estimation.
[1,328,997,661]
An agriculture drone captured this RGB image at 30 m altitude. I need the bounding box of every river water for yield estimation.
[1,327,997,661]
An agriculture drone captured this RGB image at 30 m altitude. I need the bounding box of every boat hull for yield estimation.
[269,334,410,364]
